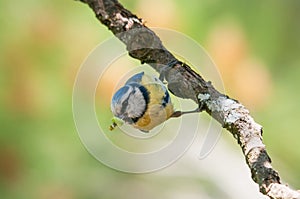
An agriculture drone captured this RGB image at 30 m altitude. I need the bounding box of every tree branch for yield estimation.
[76,0,300,198]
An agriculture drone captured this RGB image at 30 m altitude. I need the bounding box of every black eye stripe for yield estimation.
[120,97,130,114]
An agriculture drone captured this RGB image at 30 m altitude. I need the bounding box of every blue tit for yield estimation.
[110,72,175,132]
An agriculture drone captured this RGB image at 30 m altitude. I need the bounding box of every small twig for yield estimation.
[76,0,300,198]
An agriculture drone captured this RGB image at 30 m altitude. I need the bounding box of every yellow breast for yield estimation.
[133,83,174,132]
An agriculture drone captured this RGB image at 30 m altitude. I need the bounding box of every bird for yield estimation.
[110,72,199,132]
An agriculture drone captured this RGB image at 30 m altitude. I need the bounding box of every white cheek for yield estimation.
[127,89,146,118]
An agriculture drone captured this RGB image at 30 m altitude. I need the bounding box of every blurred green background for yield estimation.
[1,0,300,198]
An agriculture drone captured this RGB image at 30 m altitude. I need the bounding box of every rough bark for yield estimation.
[76,0,300,198]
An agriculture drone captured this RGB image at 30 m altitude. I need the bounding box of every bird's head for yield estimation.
[111,83,149,124]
